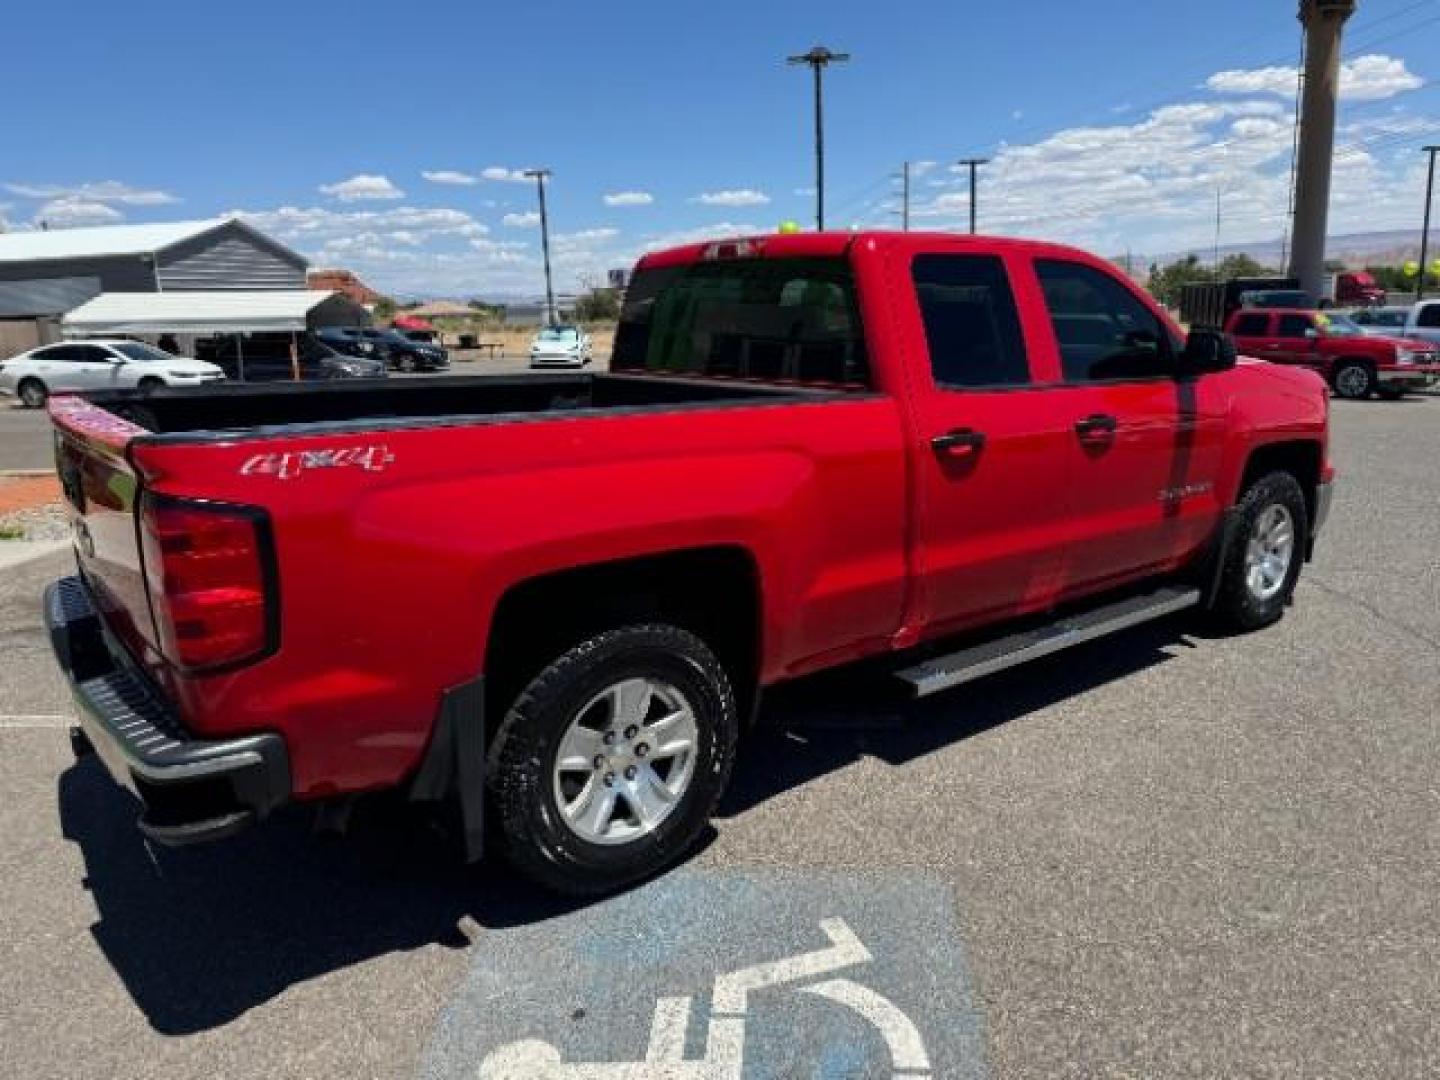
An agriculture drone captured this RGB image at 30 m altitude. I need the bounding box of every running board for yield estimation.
[895,586,1201,698]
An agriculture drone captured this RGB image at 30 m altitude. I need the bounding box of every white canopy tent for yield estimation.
[61,289,366,336]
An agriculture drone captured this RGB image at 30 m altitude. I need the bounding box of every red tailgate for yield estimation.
[48,395,156,660]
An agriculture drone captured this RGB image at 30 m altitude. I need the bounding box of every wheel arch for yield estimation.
[1238,439,1322,531]
[484,545,764,730]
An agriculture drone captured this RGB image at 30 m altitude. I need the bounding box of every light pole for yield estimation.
[956,157,989,234]
[523,168,555,325]
[1418,145,1439,302]
[787,45,849,231]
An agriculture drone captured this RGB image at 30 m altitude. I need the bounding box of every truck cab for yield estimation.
[1226,307,1440,399]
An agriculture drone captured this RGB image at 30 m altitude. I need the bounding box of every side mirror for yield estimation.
[1179,329,1236,376]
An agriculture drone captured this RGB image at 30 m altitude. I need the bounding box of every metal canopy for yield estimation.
[61,289,365,335]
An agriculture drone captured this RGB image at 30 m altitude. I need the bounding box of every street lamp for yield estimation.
[787,45,850,231]
[1418,145,1439,302]
[523,168,556,325]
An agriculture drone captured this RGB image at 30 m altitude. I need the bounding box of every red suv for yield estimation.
[1227,308,1440,399]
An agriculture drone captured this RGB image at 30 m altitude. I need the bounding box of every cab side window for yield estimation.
[1036,259,1175,382]
[1276,313,1313,339]
[1231,312,1271,336]
[912,254,1029,388]
[1417,304,1440,329]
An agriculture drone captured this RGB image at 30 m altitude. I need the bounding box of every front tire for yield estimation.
[486,623,738,896]
[136,376,165,396]
[1332,360,1375,400]
[1212,471,1308,631]
[17,378,47,409]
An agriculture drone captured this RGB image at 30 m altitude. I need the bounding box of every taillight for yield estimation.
[139,493,277,672]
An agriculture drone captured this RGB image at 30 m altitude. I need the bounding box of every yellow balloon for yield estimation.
[1430,259,1440,276]
[1403,260,1420,277]
[777,220,802,234]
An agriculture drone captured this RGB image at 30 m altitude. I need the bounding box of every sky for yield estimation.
[3,0,1439,299]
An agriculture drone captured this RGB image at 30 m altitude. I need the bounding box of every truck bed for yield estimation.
[89,372,829,438]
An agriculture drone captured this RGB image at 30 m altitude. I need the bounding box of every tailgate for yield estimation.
[48,396,156,659]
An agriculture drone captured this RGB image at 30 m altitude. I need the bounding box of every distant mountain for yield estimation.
[1152,228,1440,269]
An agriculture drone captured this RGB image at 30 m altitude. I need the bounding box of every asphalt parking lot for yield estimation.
[1,396,1437,1078]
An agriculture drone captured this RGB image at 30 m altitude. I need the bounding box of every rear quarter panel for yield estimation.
[132,396,908,797]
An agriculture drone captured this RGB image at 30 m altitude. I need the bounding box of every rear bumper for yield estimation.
[44,576,290,846]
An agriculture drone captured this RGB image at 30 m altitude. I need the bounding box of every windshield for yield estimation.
[1370,309,1408,327]
[113,342,174,363]
[537,327,579,341]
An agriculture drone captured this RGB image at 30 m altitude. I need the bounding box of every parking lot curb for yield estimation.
[0,470,53,479]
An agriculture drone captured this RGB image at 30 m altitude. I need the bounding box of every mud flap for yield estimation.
[410,676,487,862]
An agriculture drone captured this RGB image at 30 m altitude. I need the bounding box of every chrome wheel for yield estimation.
[1335,363,1371,399]
[551,677,699,846]
[1244,503,1295,601]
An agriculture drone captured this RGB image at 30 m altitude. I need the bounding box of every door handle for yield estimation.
[931,428,986,456]
[1074,413,1118,439]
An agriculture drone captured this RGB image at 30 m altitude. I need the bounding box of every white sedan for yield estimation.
[529,325,593,368]
[0,339,225,408]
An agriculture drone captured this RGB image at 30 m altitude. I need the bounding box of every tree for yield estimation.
[575,288,621,323]
[1216,253,1272,279]
[373,297,397,320]
[1146,255,1208,307]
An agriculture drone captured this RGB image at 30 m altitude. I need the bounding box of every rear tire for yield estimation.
[17,379,47,409]
[136,376,165,396]
[486,623,738,896]
[1212,471,1308,632]
[398,355,416,373]
[1332,360,1375,400]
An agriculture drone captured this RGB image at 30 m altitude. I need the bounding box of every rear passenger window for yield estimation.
[1276,314,1313,338]
[912,254,1029,388]
[1418,305,1440,328]
[1231,312,1271,336]
[612,257,870,387]
[1037,259,1176,382]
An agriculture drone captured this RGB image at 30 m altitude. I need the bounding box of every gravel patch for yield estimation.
[0,503,69,543]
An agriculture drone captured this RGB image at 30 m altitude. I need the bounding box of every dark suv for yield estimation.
[316,327,449,372]
[196,333,388,382]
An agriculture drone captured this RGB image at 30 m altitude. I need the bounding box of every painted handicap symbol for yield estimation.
[477,917,931,1079]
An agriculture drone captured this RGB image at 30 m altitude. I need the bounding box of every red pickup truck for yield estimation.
[46,232,1334,894]
[1226,307,1440,399]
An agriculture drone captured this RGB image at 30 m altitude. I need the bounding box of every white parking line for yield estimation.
[0,715,72,729]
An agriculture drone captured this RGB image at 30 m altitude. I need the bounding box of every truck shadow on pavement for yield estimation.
[59,615,1194,1036]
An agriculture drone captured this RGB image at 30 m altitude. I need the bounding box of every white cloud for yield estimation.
[603,191,654,207]
[35,198,125,227]
[421,169,478,185]
[4,180,178,206]
[554,227,620,251]
[1208,54,1423,102]
[502,211,541,228]
[694,188,770,207]
[234,205,489,244]
[793,186,817,197]
[482,166,532,183]
[319,174,405,201]
[910,161,939,177]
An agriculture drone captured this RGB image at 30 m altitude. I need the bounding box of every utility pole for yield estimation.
[957,157,989,234]
[1289,0,1357,301]
[523,168,555,325]
[1213,183,1223,277]
[895,161,911,231]
[787,45,850,231]
[1417,144,1439,301]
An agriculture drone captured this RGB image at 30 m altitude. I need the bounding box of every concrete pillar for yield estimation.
[1288,0,1356,300]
